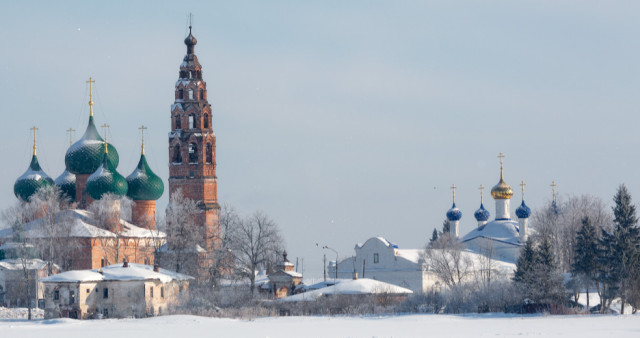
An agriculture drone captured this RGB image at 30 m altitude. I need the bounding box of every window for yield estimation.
[188,143,198,163]
[175,116,181,129]
[173,145,182,163]
[86,288,90,294]
[70,291,75,304]
[161,287,164,298]
[189,170,194,178]
[144,257,150,265]
[101,258,106,267]
[199,89,204,101]
[54,290,59,301]
[203,113,209,129]
[188,89,194,100]
[103,308,108,318]
[373,253,379,264]
[103,288,109,299]
[178,89,184,100]
[150,287,154,298]
[188,114,196,129]
[206,144,213,164]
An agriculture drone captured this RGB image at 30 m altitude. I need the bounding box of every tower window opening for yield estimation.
[199,89,204,100]
[189,114,195,129]
[175,116,181,129]
[203,113,209,129]
[206,144,213,164]
[189,143,198,163]
[173,145,182,163]
[178,89,184,100]
[188,89,194,100]
[180,71,187,78]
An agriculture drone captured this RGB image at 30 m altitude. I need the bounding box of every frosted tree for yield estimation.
[424,232,473,289]
[161,189,202,275]
[230,210,284,295]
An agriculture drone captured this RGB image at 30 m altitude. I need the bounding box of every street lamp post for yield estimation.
[323,245,338,280]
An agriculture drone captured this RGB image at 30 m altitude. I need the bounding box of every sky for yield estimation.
[2,1,640,278]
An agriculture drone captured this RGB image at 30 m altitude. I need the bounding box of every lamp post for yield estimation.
[323,245,338,280]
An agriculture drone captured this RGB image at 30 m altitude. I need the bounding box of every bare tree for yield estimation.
[208,203,240,286]
[424,233,473,289]
[230,210,284,295]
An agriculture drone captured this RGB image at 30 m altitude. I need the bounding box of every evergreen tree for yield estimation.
[535,236,565,304]
[610,184,640,314]
[597,228,617,312]
[430,228,439,244]
[514,238,538,301]
[571,216,599,309]
[441,219,450,234]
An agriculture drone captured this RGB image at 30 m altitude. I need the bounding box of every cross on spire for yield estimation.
[550,181,557,203]
[478,184,484,204]
[101,123,109,154]
[520,180,526,200]
[86,77,95,117]
[498,152,505,179]
[30,126,38,156]
[67,128,75,146]
[189,13,193,32]
[451,184,457,204]
[139,125,147,155]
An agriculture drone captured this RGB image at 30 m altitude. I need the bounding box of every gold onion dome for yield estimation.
[491,153,513,200]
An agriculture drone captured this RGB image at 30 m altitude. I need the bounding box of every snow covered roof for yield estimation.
[0,258,49,271]
[395,249,423,264]
[41,263,193,283]
[461,219,523,246]
[0,209,165,239]
[279,278,413,302]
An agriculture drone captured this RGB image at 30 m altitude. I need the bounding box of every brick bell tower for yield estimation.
[168,25,220,251]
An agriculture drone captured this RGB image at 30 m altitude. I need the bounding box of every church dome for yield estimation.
[474,203,490,222]
[126,153,164,201]
[14,154,54,201]
[491,177,513,200]
[184,30,197,47]
[515,200,531,219]
[65,116,119,175]
[86,152,128,200]
[446,203,462,221]
[54,169,76,202]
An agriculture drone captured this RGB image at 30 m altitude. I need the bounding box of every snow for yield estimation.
[0,258,48,270]
[17,168,49,182]
[1,313,639,337]
[461,219,522,245]
[40,263,192,284]
[395,249,423,264]
[280,278,413,302]
[0,307,43,319]
[87,164,111,182]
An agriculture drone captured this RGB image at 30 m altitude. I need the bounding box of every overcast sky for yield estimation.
[2,1,640,278]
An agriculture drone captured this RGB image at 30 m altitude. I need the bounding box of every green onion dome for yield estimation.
[65,116,119,175]
[86,152,128,200]
[54,169,76,202]
[126,153,164,201]
[14,155,54,201]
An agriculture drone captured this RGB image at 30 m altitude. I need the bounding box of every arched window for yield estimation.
[188,89,194,100]
[173,145,182,163]
[199,88,204,100]
[188,143,198,163]
[175,115,181,129]
[188,114,195,129]
[178,89,184,100]
[206,144,213,164]
[203,113,209,129]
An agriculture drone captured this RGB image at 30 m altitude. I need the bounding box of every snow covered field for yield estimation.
[1,313,639,338]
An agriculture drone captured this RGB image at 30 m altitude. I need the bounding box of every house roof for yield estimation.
[0,258,49,271]
[41,263,192,283]
[279,278,413,302]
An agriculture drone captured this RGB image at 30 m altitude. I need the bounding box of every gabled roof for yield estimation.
[0,209,165,239]
[279,278,413,302]
[461,219,522,246]
[41,263,192,283]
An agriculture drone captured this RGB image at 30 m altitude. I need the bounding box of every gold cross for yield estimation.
[101,123,109,154]
[550,181,557,202]
[478,184,484,204]
[67,128,75,146]
[86,77,96,116]
[520,180,526,200]
[139,125,147,155]
[30,126,38,156]
[497,152,505,179]
[451,184,457,203]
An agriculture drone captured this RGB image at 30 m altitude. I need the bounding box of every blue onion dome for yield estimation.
[446,203,462,221]
[14,154,54,201]
[65,116,119,175]
[474,203,490,222]
[516,200,531,219]
[126,153,164,201]
[86,152,128,200]
[54,169,76,202]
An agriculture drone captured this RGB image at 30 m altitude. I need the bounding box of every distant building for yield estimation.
[0,258,57,308]
[41,262,192,319]
[267,252,302,298]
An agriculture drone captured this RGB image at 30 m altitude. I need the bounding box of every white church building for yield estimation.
[328,154,529,293]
